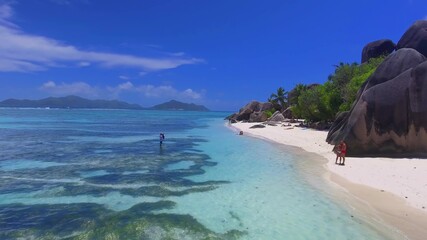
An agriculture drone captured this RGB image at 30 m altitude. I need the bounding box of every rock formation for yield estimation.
[282,107,293,119]
[327,20,427,157]
[268,111,285,122]
[361,39,395,63]
[360,48,426,92]
[249,111,269,122]
[250,124,266,129]
[397,20,427,57]
[228,101,274,122]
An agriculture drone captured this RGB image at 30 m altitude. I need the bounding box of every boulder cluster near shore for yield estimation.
[327,20,427,157]
[231,20,427,158]
[227,101,273,123]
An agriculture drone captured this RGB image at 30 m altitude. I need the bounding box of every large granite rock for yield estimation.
[249,111,269,122]
[361,39,395,63]
[268,111,285,122]
[361,48,426,92]
[397,20,427,57]
[250,124,266,129]
[225,113,237,120]
[327,111,348,138]
[327,59,427,157]
[260,102,274,111]
[230,101,275,122]
[282,107,293,119]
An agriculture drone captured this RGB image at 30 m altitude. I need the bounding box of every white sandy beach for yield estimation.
[231,122,427,240]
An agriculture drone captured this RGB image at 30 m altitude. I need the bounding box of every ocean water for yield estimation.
[0,109,394,239]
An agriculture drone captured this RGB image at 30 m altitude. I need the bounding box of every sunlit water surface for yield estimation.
[0,109,392,239]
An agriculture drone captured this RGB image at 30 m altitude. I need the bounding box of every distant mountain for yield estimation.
[0,96,210,111]
[150,100,209,111]
[0,96,143,110]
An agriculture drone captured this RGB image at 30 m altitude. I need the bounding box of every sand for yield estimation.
[231,122,427,240]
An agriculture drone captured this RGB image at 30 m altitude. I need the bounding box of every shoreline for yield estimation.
[229,121,427,240]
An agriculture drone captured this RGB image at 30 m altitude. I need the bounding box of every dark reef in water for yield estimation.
[0,110,243,239]
[0,202,246,239]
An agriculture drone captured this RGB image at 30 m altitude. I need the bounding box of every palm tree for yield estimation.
[269,87,288,111]
[288,84,307,106]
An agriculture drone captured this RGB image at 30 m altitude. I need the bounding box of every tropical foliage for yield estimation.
[269,56,385,122]
[268,87,288,111]
[264,108,276,118]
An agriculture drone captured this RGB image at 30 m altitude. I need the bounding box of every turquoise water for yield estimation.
[0,109,392,239]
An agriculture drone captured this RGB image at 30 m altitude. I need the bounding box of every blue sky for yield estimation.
[0,0,426,111]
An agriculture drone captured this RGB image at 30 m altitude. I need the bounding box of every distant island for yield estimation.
[150,100,209,111]
[0,96,143,110]
[0,96,209,111]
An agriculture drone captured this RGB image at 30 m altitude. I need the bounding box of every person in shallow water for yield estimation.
[160,133,165,145]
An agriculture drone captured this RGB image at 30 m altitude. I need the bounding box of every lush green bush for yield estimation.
[264,108,276,118]
[278,56,384,123]
[291,84,335,122]
[339,67,376,111]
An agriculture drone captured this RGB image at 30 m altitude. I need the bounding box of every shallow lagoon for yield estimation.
[0,109,392,239]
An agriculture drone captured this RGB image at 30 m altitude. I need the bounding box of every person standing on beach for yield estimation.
[333,144,341,164]
[339,141,347,165]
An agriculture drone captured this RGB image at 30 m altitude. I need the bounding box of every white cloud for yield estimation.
[39,80,205,101]
[136,85,203,100]
[138,71,147,77]
[182,89,201,99]
[108,81,204,100]
[40,81,100,97]
[136,85,177,98]
[119,75,129,80]
[49,0,91,6]
[42,81,56,88]
[117,81,134,90]
[0,2,16,28]
[78,61,91,67]
[0,58,46,72]
[144,44,162,49]
[0,3,203,73]
[49,0,71,5]
[0,3,12,19]
[170,52,185,57]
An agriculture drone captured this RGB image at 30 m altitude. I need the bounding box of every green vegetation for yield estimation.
[264,108,276,118]
[268,87,288,111]
[269,56,385,123]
